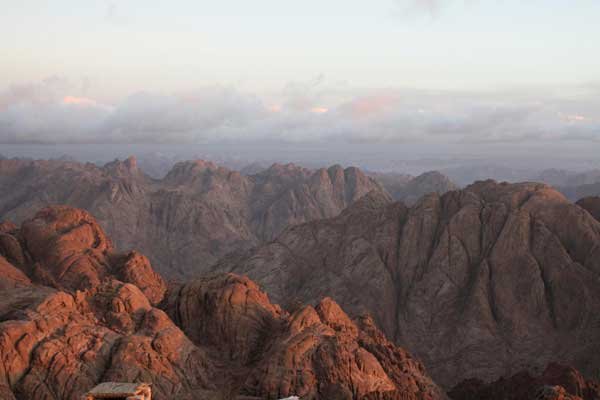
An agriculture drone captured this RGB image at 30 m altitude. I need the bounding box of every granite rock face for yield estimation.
[0,205,443,400]
[8,206,166,304]
[215,180,600,386]
[166,274,445,400]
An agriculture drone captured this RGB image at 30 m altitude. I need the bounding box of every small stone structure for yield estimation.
[83,382,151,400]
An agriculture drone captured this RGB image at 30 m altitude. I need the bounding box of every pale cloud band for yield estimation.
[0,77,598,145]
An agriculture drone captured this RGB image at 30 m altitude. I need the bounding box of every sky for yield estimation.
[0,0,599,146]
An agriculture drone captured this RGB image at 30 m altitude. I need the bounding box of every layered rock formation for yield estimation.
[0,158,385,278]
[214,180,600,387]
[0,207,211,400]
[0,205,443,400]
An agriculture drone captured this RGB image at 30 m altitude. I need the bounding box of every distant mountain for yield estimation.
[562,183,600,202]
[576,196,600,222]
[536,168,600,188]
[214,180,600,387]
[532,168,600,201]
[239,161,269,175]
[369,170,458,204]
[135,153,179,178]
[0,157,386,278]
[442,164,534,186]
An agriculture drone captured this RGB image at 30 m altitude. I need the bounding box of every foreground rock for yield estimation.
[0,157,386,278]
[5,205,166,304]
[0,205,443,400]
[214,180,600,386]
[166,273,445,400]
[448,363,600,400]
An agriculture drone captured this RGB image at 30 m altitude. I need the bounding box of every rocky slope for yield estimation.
[449,363,600,400]
[368,171,458,205]
[0,157,386,278]
[165,273,445,400]
[0,205,444,400]
[214,180,600,387]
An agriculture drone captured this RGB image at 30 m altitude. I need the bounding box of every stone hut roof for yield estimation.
[85,382,151,399]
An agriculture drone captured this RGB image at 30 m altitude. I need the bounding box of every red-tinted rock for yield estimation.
[0,206,166,304]
[166,274,445,400]
[0,284,213,400]
[165,273,285,365]
[0,255,31,289]
[1,205,443,400]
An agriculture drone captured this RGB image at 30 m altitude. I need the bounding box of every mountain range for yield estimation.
[0,157,456,278]
[1,156,600,399]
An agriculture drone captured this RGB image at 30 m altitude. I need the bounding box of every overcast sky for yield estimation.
[0,0,599,146]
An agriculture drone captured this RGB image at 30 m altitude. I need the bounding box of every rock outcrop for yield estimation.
[0,271,212,400]
[448,363,600,400]
[0,158,386,278]
[0,207,207,400]
[166,273,445,400]
[214,180,600,387]
[0,205,443,400]
[6,206,166,304]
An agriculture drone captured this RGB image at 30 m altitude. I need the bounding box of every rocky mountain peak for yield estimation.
[102,156,141,178]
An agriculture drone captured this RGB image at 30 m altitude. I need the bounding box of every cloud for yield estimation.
[0,78,112,143]
[0,78,599,145]
[62,96,101,107]
[105,2,117,21]
[407,0,446,17]
[394,0,476,18]
[104,1,128,25]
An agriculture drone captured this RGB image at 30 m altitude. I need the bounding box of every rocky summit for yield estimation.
[0,205,444,400]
